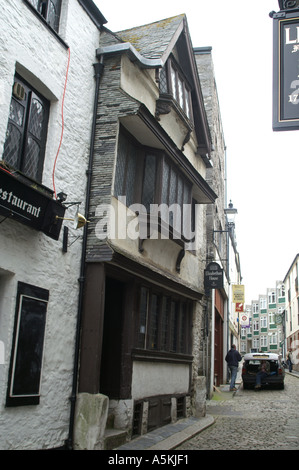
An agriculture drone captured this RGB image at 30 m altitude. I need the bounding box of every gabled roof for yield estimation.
[115,14,186,61]
[97,14,212,160]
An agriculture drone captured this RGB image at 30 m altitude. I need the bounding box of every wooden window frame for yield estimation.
[114,128,194,238]
[2,74,49,184]
[135,285,192,355]
[160,57,193,122]
[24,0,62,33]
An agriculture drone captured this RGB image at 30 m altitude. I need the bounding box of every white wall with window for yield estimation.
[0,0,104,450]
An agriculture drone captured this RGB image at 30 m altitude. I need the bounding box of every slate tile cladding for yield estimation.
[86,53,140,261]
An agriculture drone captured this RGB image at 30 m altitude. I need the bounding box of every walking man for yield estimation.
[287,350,293,373]
[225,344,242,391]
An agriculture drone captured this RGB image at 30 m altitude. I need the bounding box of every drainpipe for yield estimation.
[65,59,104,450]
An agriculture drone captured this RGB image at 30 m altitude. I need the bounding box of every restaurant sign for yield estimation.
[204,262,223,290]
[273,10,299,130]
[0,167,65,240]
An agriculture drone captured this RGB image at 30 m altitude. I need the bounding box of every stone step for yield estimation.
[104,428,127,450]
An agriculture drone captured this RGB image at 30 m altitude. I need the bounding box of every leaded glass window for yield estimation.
[160,58,193,120]
[27,0,62,32]
[3,75,49,183]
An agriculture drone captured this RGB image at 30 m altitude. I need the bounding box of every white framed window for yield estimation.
[269,333,277,345]
[268,291,276,304]
[269,312,276,325]
[260,316,267,328]
[260,298,267,309]
[260,335,267,347]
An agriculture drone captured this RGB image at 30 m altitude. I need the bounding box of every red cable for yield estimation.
[52,47,71,199]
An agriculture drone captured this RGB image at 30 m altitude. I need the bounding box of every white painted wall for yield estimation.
[0,0,101,449]
[132,361,190,399]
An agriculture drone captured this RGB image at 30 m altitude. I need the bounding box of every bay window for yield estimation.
[159,57,193,120]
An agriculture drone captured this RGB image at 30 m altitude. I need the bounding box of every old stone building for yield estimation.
[0,0,106,449]
[75,14,222,449]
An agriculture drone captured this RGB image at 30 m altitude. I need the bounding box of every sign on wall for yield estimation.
[232,284,245,303]
[204,262,223,290]
[273,11,299,130]
[0,167,65,240]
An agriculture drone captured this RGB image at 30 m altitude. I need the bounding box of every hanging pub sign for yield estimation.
[0,167,65,240]
[272,9,299,130]
[204,262,223,290]
[232,284,245,303]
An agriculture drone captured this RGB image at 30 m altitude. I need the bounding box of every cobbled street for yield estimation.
[177,373,299,451]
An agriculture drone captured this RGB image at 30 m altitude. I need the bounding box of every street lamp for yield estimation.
[224,200,238,232]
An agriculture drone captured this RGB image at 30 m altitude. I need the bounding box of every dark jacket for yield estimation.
[225,348,242,367]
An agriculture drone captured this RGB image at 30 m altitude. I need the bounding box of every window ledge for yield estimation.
[136,211,195,271]
[132,348,193,364]
[156,94,194,142]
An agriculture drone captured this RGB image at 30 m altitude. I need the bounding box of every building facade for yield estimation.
[241,282,285,356]
[284,254,299,372]
[195,48,242,393]
[75,14,225,448]
[0,0,106,449]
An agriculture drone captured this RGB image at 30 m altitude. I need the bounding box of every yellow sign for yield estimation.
[232,285,245,303]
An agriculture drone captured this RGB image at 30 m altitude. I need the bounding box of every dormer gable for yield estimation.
[97,14,212,166]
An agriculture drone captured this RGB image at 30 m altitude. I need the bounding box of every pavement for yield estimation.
[115,367,299,451]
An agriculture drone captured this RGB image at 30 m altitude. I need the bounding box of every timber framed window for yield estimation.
[2,74,49,184]
[159,57,193,121]
[136,286,192,355]
[6,282,49,406]
[114,128,193,235]
[25,0,62,32]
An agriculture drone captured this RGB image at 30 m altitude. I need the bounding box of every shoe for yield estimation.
[230,387,237,391]
[254,385,261,390]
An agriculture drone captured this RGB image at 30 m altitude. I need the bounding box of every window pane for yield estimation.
[9,98,25,126]
[23,137,40,180]
[48,0,61,31]
[125,148,137,207]
[138,287,148,348]
[3,123,22,168]
[170,301,178,352]
[149,294,159,350]
[10,295,47,397]
[114,134,127,197]
[170,65,177,99]
[142,154,156,211]
[178,78,184,108]
[115,132,137,206]
[29,98,45,139]
[161,160,170,204]
[185,85,190,117]
[159,67,168,94]
[161,297,170,351]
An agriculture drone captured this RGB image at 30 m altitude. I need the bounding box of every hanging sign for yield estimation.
[232,284,245,303]
[235,302,244,312]
[273,11,299,130]
[204,262,223,289]
[240,312,250,327]
[0,167,65,240]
